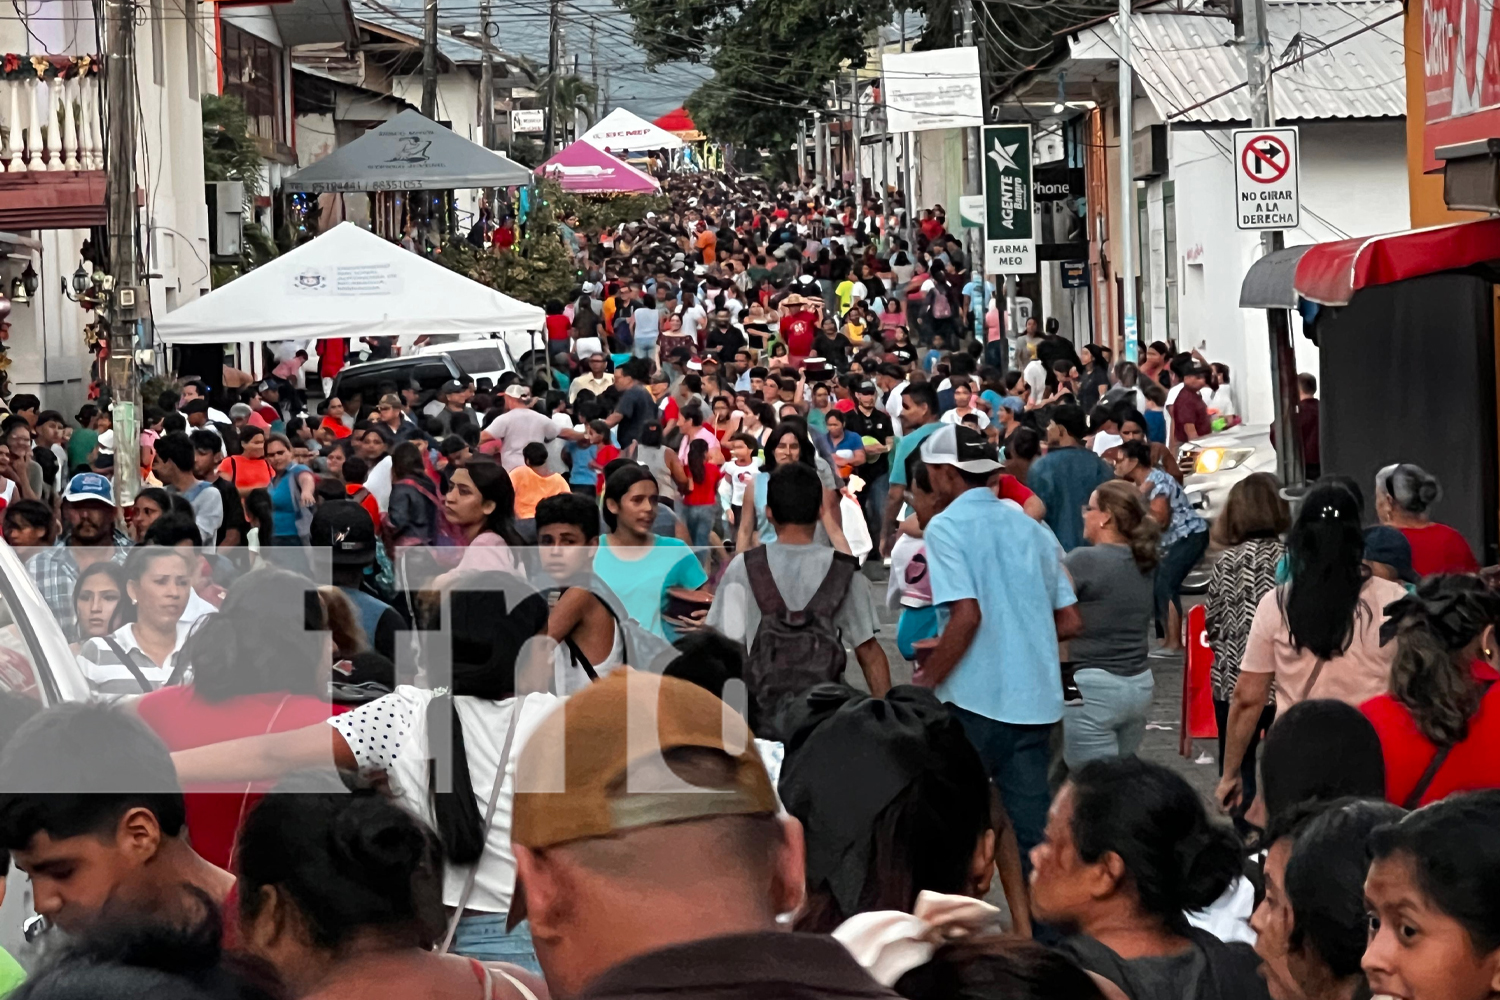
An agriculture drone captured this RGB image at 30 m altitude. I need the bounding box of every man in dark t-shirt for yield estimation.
[607,360,656,452]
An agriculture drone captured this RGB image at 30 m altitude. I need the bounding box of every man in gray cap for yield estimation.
[424,380,477,437]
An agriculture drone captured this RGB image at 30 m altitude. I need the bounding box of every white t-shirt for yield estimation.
[331,688,562,914]
[940,408,990,430]
[680,304,708,340]
[720,457,762,506]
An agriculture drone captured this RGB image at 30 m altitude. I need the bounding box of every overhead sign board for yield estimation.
[511,109,545,134]
[882,48,984,133]
[1233,127,1300,231]
[982,124,1036,274]
[1422,0,1500,170]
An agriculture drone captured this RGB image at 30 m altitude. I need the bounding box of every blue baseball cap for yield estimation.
[63,472,114,505]
[998,396,1025,415]
[1363,526,1417,584]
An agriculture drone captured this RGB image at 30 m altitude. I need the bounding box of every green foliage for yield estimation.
[202,93,277,286]
[554,191,671,235]
[616,0,902,150]
[435,179,580,306]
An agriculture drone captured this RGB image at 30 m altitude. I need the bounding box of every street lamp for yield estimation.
[10,263,36,305]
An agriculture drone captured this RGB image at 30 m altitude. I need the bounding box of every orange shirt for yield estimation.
[509,464,569,519]
[696,229,717,264]
[219,455,274,491]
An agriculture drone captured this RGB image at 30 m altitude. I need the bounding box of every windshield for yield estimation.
[444,347,507,375]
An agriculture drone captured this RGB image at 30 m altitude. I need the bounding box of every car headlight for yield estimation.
[1195,447,1254,474]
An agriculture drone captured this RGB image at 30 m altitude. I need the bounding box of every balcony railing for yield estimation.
[0,67,104,173]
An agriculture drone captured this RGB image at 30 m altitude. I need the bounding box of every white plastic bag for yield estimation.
[841,492,873,563]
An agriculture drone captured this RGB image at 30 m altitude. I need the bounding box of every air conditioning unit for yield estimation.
[205,180,245,258]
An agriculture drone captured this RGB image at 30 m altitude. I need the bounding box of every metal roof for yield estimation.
[1070,0,1404,123]
[352,0,506,68]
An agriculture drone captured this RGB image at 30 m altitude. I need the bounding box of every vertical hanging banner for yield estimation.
[983,124,1036,274]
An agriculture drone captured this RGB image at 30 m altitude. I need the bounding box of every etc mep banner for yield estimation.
[983,124,1036,274]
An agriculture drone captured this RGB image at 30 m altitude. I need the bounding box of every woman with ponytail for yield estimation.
[235,776,544,999]
[170,570,557,972]
[1061,480,1160,767]
[1362,574,1500,807]
[1218,482,1407,814]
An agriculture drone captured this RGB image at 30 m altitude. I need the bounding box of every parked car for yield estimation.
[1177,423,1275,595]
[1177,423,1275,523]
[408,338,516,390]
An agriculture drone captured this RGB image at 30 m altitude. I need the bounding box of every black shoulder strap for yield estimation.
[804,551,858,619]
[561,586,622,683]
[744,546,788,618]
[1403,679,1496,809]
[101,635,154,694]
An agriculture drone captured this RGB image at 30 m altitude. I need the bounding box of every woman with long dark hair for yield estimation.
[1362,575,1500,807]
[387,441,440,547]
[922,262,961,346]
[441,458,525,579]
[170,570,556,971]
[1217,482,1406,813]
[734,419,846,552]
[71,561,127,644]
[135,568,346,870]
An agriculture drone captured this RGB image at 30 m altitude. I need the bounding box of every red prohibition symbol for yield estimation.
[1242,135,1290,184]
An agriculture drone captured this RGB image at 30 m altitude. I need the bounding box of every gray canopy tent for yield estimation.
[284,110,533,191]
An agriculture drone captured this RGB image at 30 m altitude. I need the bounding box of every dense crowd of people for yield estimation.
[0,171,1488,1000]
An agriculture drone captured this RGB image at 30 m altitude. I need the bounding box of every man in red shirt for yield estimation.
[1170,364,1213,446]
[778,295,818,365]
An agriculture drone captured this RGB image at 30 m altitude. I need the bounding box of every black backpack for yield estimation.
[743,546,857,732]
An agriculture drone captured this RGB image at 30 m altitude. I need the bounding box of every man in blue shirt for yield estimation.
[915,423,1080,858]
[1027,403,1112,551]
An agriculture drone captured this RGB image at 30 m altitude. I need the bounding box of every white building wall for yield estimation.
[390,71,484,222]
[0,0,209,411]
[1163,120,1409,426]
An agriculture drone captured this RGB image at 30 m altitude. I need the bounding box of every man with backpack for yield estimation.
[706,462,890,734]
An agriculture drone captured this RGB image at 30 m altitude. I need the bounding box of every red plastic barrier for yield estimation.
[1180,603,1219,756]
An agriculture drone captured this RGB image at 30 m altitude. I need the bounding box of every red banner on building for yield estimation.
[1423,0,1500,171]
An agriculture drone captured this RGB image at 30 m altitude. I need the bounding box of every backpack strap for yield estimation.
[101,635,155,694]
[804,551,858,619]
[744,546,789,618]
[1402,679,1496,809]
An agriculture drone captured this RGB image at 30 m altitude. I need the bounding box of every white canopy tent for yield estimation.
[577,108,684,151]
[155,223,545,344]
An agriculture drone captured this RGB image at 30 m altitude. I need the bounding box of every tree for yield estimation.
[202,94,277,285]
[435,178,579,306]
[615,0,900,154]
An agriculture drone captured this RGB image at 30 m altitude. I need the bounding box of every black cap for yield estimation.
[856,380,877,394]
[439,380,465,396]
[310,500,377,566]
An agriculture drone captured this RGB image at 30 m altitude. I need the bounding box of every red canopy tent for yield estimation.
[653,107,704,141]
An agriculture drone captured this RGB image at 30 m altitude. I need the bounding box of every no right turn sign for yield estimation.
[1233,127,1300,231]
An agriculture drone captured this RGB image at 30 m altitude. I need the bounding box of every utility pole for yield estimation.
[479,0,493,148]
[1246,0,1303,488]
[544,0,560,155]
[421,0,438,117]
[850,70,862,204]
[1116,0,1137,363]
[589,24,599,122]
[959,0,983,346]
[898,9,915,246]
[103,0,141,508]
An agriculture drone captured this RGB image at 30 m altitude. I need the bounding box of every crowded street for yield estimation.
[0,1,1493,999]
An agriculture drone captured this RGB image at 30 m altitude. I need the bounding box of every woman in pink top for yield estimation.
[1216,483,1405,813]
[434,459,524,584]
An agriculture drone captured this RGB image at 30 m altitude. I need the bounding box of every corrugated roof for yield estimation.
[1072,0,1404,123]
[352,0,500,67]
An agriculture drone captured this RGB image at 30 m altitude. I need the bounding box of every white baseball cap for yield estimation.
[919,423,1002,475]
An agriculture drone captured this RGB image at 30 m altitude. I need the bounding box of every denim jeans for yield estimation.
[1155,528,1210,635]
[946,703,1053,863]
[1062,668,1154,769]
[859,471,888,543]
[682,502,716,555]
[451,914,542,975]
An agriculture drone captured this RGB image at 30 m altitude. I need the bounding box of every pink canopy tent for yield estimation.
[535,142,661,194]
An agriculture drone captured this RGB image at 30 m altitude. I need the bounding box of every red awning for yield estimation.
[652,107,696,132]
[1294,217,1500,306]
